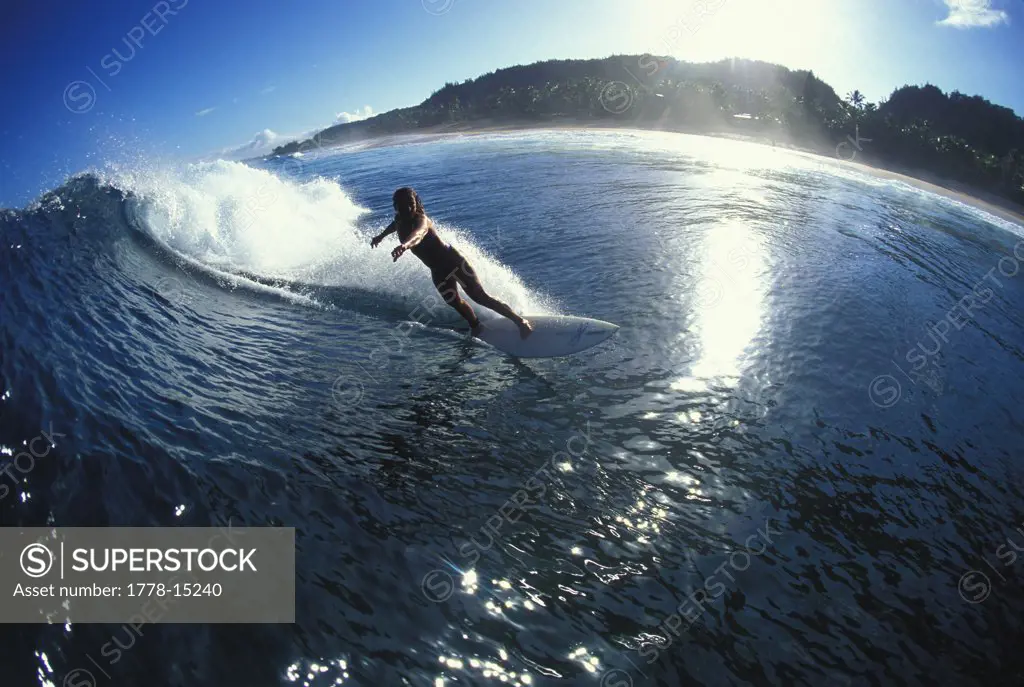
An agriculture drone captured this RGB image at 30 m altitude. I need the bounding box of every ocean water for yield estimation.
[2,129,1024,686]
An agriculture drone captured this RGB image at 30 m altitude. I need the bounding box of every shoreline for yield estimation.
[301,120,1024,228]
[837,161,1024,229]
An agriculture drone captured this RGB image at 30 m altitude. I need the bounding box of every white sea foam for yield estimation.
[102,159,553,317]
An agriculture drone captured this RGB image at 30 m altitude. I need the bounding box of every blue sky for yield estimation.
[1,0,1022,208]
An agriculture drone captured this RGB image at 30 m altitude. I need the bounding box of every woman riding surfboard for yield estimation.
[371,187,533,338]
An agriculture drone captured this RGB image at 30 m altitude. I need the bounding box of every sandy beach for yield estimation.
[839,161,1024,228]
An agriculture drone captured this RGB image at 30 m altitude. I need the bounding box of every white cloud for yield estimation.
[205,105,376,161]
[212,129,299,160]
[938,0,1009,28]
[195,107,217,117]
[335,106,374,123]
[260,85,276,95]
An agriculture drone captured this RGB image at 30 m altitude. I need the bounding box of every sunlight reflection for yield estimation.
[568,647,603,674]
[625,129,789,174]
[675,410,702,423]
[669,377,707,393]
[640,132,772,391]
[436,653,534,685]
[36,650,55,687]
[690,221,766,383]
[665,470,704,500]
[284,657,349,685]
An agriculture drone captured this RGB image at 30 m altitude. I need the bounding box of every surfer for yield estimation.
[371,187,533,338]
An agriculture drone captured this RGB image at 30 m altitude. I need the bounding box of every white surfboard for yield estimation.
[472,315,618,358]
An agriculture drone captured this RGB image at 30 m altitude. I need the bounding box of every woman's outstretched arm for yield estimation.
[370,220,398,248]
[390,216,430,262]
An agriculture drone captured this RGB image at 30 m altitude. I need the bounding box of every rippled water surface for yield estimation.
[2,129,1024,686]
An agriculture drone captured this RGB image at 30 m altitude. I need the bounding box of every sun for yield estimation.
[632,0,843,72]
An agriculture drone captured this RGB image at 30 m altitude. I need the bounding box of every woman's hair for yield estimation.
[393,187,424,220]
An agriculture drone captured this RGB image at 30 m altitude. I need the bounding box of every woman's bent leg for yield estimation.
[435,273,479,327]
[453,258,531,337]
[455,264,522,323]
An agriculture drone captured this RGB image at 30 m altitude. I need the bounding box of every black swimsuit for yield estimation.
[398,219,479,288]
[401,221,451,267]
